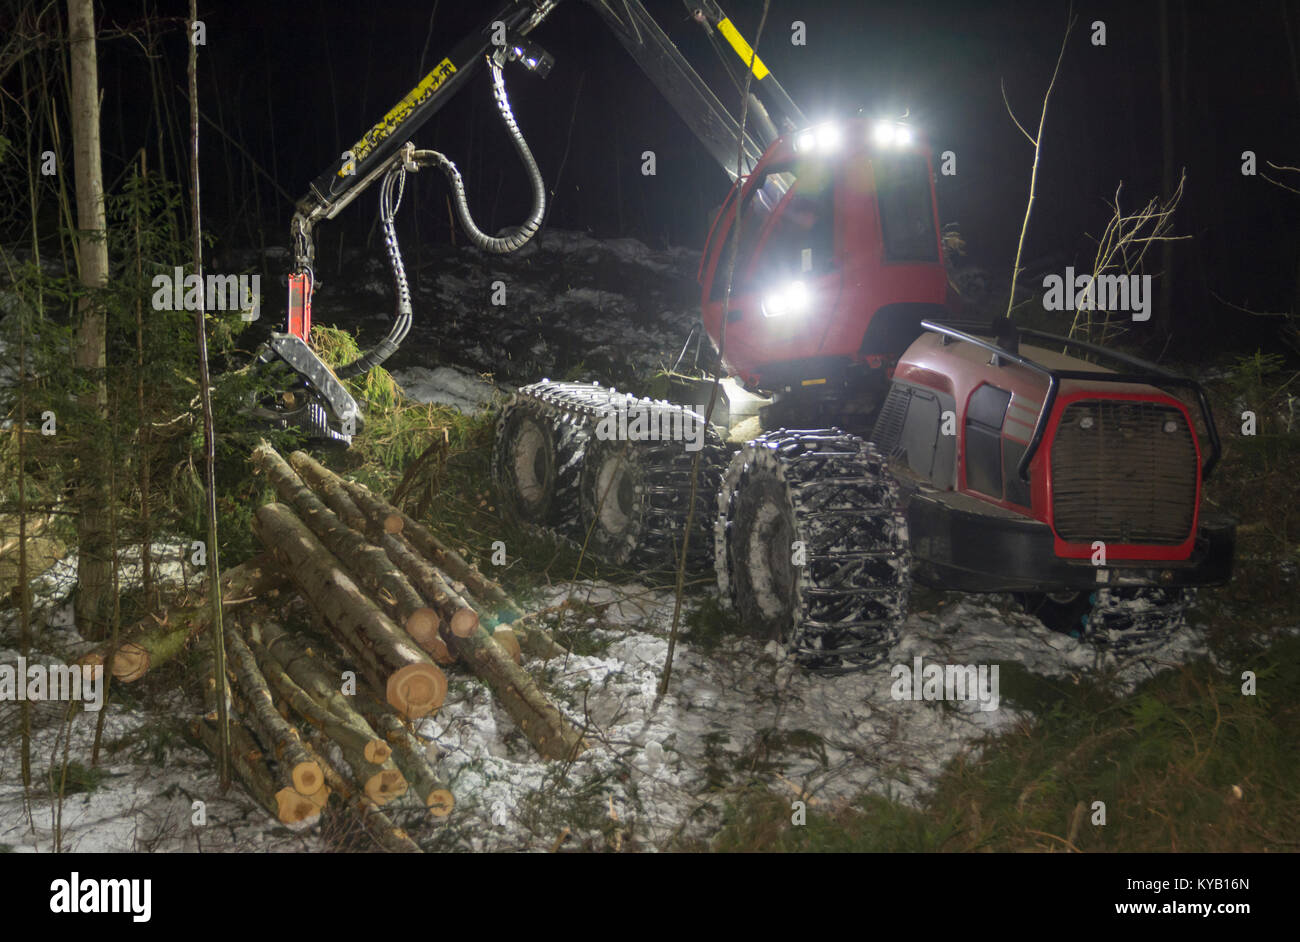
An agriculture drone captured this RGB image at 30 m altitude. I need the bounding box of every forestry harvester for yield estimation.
[261,0,1235,671]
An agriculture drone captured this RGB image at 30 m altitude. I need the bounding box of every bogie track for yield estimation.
[492,381,725,573]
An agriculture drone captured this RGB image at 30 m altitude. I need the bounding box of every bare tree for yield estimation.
[67,0,113,640]
[1068,172,1190,346]
[1002,8,1076,321]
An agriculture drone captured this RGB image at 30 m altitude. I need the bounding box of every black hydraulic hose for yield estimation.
[414,56,545,253]
[337,55,543,379]
[338,165,412,378]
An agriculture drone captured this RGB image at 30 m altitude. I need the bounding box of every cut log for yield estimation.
[404,607,452,663]
[276,786,322,825]
[244,615,411,806]
[333,473,525,622]
[79,555,285,682]
[509,623,572,661]
[379,530,480,638]
[252,503,446,718]
[283,448,370,533]
[298,738,422,853]
[252,443,436,639]
[189,655,307,830]
[492,627,522,665]
[223,620,324,797]
[293,453,520,618]
[438,623,586,760]
[274,449,482,637]
[367,711,454,817]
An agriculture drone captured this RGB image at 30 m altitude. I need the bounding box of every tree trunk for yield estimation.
[222,621,325,798]
[367,710,454,816]
[334,472,523,621]
[438,621,586,760]
[78,555,285,682]
[252,503,446,718]
[297,738,422,853]
[67,0,112,641]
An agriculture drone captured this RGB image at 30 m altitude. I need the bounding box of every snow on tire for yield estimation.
[716,429,910,672]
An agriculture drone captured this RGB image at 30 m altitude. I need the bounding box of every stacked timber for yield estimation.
[185,441,585,842]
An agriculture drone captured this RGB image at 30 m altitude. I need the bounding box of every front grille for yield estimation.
[1050,400,1198,544]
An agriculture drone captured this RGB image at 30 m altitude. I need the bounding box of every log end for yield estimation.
[492,627,523,665]
[386,662,447,719]
[112,642,150,683]
[304,784,332,809]
[426,789,455,818]
[276,786,322,826]
[383,513,404,535]
[292,761,325,797]
[364,769,408,806]
[404,607,442,649]
[449,607,480,639]
[364,739,393,764]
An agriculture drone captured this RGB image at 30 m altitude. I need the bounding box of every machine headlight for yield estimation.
[794,122,840,154]
[872,121,913,147]
[814,123,842,152]
[762,280,810,317]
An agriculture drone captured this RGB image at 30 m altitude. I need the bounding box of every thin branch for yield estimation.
[1000,77,1036,146]
[1006,7,1078,320]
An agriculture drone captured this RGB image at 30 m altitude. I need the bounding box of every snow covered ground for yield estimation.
[422,582,1221,851]
[0,540,1222,853]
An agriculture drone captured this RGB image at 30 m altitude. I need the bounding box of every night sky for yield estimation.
[79,1,1300,354]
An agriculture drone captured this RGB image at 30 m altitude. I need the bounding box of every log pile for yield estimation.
[183,441,586,843]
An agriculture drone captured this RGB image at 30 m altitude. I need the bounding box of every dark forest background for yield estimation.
[5,0,1297,356]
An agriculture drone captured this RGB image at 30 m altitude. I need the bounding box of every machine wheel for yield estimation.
[1016,590,1093,635]
[578,419,725,571]
[716,429,910,672]
[1020,587,1195,653]
[1085,588,1196,654]
[491,396,584,530]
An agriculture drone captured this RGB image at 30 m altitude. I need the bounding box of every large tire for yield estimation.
[578,412,725,572]
[716,430,910,672]
[1085,587,1196,654]
[1020,587,1196,653]
[491,395,585,531]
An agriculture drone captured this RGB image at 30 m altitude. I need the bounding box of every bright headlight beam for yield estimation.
[814,123,841,152]
[763,280,810,317]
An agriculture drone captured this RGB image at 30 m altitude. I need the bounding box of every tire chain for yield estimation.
[493,380,725,572]
[716,429,911,673]
[1085,588,1197,655]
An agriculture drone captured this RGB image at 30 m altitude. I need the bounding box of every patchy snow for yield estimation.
[416,582,1218,852]
[392,365,499,415]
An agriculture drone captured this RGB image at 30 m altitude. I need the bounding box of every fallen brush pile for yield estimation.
[80,442,586,851]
